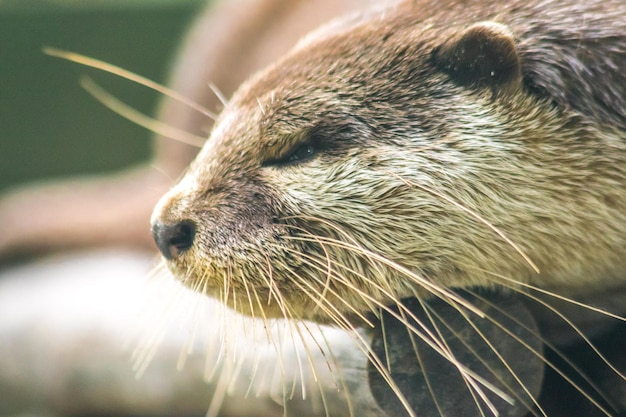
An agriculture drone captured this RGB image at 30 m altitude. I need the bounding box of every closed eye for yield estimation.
[263,141,318,167]
[287,143,316,163]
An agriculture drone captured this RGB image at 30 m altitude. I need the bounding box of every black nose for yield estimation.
[152,220,196,260]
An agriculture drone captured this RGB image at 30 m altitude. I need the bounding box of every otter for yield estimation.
[152,0,626,323]
[149,0,626,415]
[1,0,624,415]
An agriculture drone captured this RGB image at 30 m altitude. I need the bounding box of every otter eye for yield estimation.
[288,143,316,163]
[264,142,317,167]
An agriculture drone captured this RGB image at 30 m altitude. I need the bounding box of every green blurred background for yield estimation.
[0,0,205,193]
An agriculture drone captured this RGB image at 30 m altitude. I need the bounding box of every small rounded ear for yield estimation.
[432,21,521,90]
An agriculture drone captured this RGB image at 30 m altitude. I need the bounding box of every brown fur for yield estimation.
[2,0,625,415]
[153,0,626,324]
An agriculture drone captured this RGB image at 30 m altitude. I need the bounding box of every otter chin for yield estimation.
[151,0,626,329]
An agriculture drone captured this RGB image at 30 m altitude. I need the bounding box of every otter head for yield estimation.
[150,5,607,324]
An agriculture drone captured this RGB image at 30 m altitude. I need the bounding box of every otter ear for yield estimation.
[432,21,521,90]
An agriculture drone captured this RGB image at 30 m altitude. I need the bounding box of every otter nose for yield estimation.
[152,220,196,260]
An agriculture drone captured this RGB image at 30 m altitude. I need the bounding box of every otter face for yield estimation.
[151,6,626,324]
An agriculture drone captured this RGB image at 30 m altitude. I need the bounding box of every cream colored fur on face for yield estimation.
[153,0,626,325]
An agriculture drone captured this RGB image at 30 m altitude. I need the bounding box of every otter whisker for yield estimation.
[414,288,535,412]
[270,318,301,404]
[388,172,540,274]
[176,279,210,372]
[228,268,239,326]
[369,289,517,409]
[284,217,486,314]
[275,245,506,403]
[286,319,332,414]
[240,270,258,323]
[277,264,418,417]
[462,288,617,416]
[267,243,375,327]
[132,265,197,378]
[43,47,217,119]
[212,267,231,366]
[208,82,229,108]
[227,343,249,395]
[251,261,317,405]
[294,321,346,417]
[472,267,626,380]
[281,223,383,318]
[261,253,281,307]
[298,321,343,387]
[474,289,618,415]
[283,240,526,409]
[421,298,544,416]
[131,259,168,353]
[282,315,309,401]
[277,238,462,359]
[285,231,483,316]
[283,216,396,289]
[243,346,263,399]
[241,282,269,398]
[394,297,479,416]
[376,278,473,414]
[247,279,289,400]
[257,253,296,321]
[490,273,626,323]
[196,274,228,383]
[221,264,231,323]
[214,296,228,379]
[396,306,449,417]
[80,77,207,147]
[468,286,624,413]
[379,307,392,373]
[239,272,263,379]
[283,226,382,316]
[203,305,225,381]
[269,252,375,344]
[205,355,233,417]
[285,232,485,317]
[307,229,335,318]
[314,323,358,417]
[270,260,359,337]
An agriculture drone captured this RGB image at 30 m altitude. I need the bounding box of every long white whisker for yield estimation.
[388,172,540,274]
[274,245,515,405]
[267,243,375,327]
[467,265,626,380]
[423,298,545,417]
[80,77,206,147]
[464,289,617,416]
[295,289,418,416]
[44,47,217,119]
[284,230,485,318]
[209,82,229,108]
[415,300,488,417]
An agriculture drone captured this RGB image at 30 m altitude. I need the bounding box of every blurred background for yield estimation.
[0,0,205,194]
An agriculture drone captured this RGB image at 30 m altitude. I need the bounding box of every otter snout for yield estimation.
[151,220,196,260]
